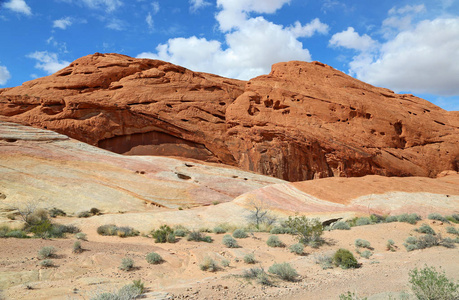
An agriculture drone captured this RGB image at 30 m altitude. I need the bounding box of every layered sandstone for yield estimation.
[1,53,458,181]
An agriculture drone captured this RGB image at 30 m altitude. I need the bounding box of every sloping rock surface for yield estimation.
[1,53,458,181]
[0,121,284,214]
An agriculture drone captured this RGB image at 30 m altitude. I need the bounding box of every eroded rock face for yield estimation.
[1,54,458,181]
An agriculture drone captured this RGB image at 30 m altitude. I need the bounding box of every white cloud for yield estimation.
[2,0,32,15]
[27,51,70,74]
[189,0,211,12]
[0,65,11,85]
[146,13,153,30]
[329,27,377,51]
[388,4,425,16]
[289,18,329,38]
[81,0,122,12]
[349,18,459,96]
[53,17,72,29]
[151,1,159,14]
[138,0,326,80]
[106,18,125,30]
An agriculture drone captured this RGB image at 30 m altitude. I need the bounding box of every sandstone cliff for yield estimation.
[1,53,457,181]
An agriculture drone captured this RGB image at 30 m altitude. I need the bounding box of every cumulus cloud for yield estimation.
[0,65,11,85]
[27,51,70,74]
[350,18,459,96]
[53,17,72,29]
[2,0,32,15]
[189,0,210,12]
[329,27,377,51]
[138,0,327,80]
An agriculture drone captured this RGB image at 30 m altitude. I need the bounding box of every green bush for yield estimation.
[354,239,372,249]
[409,265,458,300]
[415,224,436,235]
[282,216,323,244]
[355,217,372,226]
[97,224,118,236]
[38,246,56,259]
[78,211,91,218]
[187,231,212,243]
[40,259,54,268]
[49,208,66,218]
[119,257,134,271]
[289,243,304,255]
[243,253,256,264]
[266,235,284,247]
[152,225,173,243]
[385,215,398,223]
[199,257,218,272]
[72,241,83,254]
[330,221,351,230]
[213,226,227,234]
[89,208,101,215]
[242,267,272,285]
[446,214,459,224]
[360,250,372,259]
[270,226,294,234]
[222,234,239,248]
[146,252,163,264]
[173,228,188,237]
[5,230,29,238]
[232,228,248,239]
[446,227,458,235]
[428,213,449,223]
[333,249,358,269]
[386,239,396,251]
[397,213,421,224]
[117,282,143,299]
[268,262,298,282]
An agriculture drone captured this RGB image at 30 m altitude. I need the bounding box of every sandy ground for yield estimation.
[0,218,458,300]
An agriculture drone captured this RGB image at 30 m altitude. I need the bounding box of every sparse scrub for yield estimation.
[289,243,304,255]
[242,267,272,285]
[330,221,351,230]
[199,257,218,272]
[268,262,298,282]
[243,253,256,264]
[386,239,396,251]
[40,259,54,268]
[119,257,134,271]
[314,253,333,269]
[415,224,436,235]
[266,235,285,247]
[354,239,372,249]
[247,200,277,230]
[428,213,449,223]
[446,214,459,224]
[355,217,372,226]
[339,291,368,300]
[282,216,323,245]
[89,208,101,215]
[91,280,143,300]
[446,227,458,235]
[146,252,163,264]
[333,248,359,269]
[213,226,227,234]
[385,215,398,223]
[48,208,66,218]
[360,250,372,259]
[38,246,56,259]
[397,213,421,224]
[187,231,212,243]
[152,225,173,243]
[198,227,212,233]
[2,228,29,239]
[77,211,91,218]
[72,241,83,254]
[270,226,294,234]
[221,259,230,267]
[97,224,118,236]
[116,226,140,238]
[370,214,386,223]
[232,228,248,239]
[75,232,87,240]
[222,234,239,248]
[409,265,458,300]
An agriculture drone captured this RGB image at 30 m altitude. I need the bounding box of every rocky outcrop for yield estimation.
[1,53,458,181]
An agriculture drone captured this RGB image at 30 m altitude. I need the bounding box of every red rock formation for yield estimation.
[0,53,457,181]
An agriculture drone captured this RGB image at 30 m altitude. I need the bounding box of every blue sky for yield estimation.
[0,0,458,111]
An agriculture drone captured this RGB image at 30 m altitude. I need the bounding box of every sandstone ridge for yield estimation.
[1,53,458,181]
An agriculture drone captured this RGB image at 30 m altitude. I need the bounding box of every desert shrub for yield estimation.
[243,253,256,264]
[386,239,396,251]
[446,227,458,235]
[266,235,284,247]
[247,200,277,230]
[38,246,56,259]
[187,231,212,243]
[446,214,459,224]
[232,228,248,239]
[222,234,239,248]
[339,291,368,300]
[355,217,372,226]
[314,253,333,269]
[118,282,143,299]
[75,232,87,240]
[409,265,459,300]
[270,226,294,234]
[89,208,101,215]
[330,221,351,230]
[333,249,358,269]
[370,214,386,223]
[173,228,187,237]
[199,257,218,272]
[417,234,441,249]
[221,259,230,267]
[146,252,163,264]
[405,236,418,244]
[5,229,29,238]
[289,243,304,255]
[385,215,398,223]
[73,241,83,254]
[242,267,272,285]
[40,259,54,268]
[282,216,323,245]
[354,239,372,249]
[48,208,66,218]
[415,224,436,235]
[428,213,449,223]
[213,226,227,234]
[441,238,456,249]
[397,213,421,224]
[97,224,118,236]
[151,225,173,243]
[119,258,134,271]
[78,211,92,218]
[360,250,372,259]
[268,262,298,282]
[116,226,139,238]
